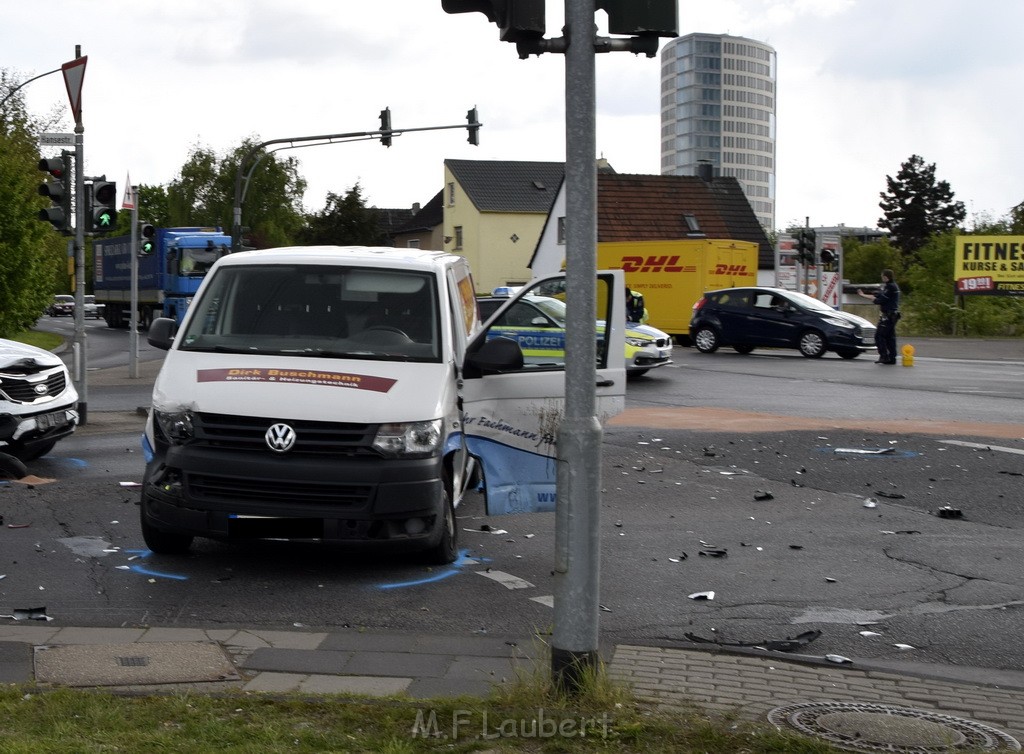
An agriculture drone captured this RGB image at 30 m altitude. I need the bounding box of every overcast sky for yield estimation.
[6,0,1023,232]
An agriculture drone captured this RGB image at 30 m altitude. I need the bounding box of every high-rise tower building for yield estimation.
[660,33,777,231]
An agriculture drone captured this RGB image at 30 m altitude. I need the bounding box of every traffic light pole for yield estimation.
[552,0,602,692]
[129,189,140,379]
[72,101,88,424]
[231,117,480,252]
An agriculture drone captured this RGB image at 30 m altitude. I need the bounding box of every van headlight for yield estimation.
[154,409,195,443]
[373,419,443,458]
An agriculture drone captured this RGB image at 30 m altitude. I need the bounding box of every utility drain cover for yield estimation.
[768,702,1021,752]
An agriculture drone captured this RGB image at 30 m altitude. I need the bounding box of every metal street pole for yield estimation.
[129,188,139,379]
[72,53,87,424]
[552,0,602,691]
[54,47,91,424]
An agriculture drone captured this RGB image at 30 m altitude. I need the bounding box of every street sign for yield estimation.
[41,133,75,147]
[121,175,135,210]
[61,56,87,124]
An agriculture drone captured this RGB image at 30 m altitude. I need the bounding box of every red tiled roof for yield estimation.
[597,173,773,268]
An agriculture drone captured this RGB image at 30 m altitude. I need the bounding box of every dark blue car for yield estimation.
[689,287,876,359]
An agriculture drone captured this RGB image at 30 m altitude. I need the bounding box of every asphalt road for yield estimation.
[2,333,1022,676]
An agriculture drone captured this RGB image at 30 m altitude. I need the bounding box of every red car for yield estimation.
[46,295,75,317]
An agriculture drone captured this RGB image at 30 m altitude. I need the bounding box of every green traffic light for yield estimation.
[96,211,114,228]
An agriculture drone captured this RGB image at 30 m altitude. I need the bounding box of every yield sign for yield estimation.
[61,56,87,124]
[121,174,135,210]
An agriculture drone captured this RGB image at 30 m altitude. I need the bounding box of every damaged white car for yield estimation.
[0,339,78,472]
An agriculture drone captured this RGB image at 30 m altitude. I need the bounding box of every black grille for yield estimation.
[0,369,67,404]
[188,473,373,507]
[194,412,377,454]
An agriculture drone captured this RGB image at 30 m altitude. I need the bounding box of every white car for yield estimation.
[83,295,105,319]
[0,339,78,464]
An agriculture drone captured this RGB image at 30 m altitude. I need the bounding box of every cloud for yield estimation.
[6,0,1024,228]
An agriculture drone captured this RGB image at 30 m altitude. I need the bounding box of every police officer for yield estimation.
[858,269,901,364]
[626,287,648,324]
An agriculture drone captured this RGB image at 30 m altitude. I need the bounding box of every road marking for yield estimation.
[941,440,1024,456]
[476,570,534,590]
[531,595,554,608]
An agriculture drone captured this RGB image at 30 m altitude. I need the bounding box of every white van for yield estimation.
[142,246,626,563]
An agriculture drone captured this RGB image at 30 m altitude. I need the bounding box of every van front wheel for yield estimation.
[422,487,458,565]
[141,513,194,555]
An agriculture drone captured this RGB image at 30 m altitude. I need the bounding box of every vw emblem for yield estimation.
[265,423,297,453]
[34,384,49,396]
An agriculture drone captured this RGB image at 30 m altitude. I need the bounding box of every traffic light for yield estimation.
[596,0,678,37]
[379,107,392,148]
[819,248,836,266]
[88,180,118,233]
[37,155,72,233]
[796,229,817,265]
[441,0,545,43]
[466,106,480,146]
[139,223,156,256]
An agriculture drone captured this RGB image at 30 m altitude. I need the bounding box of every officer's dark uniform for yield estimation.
[872,277,901,364]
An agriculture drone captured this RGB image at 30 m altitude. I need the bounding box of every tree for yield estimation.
[841,236,904,286]
[878,154,966,256]
[168,139,306,248]
[901,232,1024,337]
[0,72,68,336]
[1008,201,1024,234]
[298,184,385,246]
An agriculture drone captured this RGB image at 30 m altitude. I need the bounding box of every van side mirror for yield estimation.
[464,336,525,378]
[147,317,178,351]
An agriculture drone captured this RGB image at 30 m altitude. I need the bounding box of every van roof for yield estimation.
[217,246,464,272]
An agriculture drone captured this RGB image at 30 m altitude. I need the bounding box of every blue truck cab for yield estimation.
[94,227,232,328]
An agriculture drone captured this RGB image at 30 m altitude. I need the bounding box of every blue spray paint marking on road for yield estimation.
[121,549,189,580]
[376,549,480,591]
[129,564,189,581]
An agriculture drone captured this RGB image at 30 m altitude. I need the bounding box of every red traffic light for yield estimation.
[38,157,66,178]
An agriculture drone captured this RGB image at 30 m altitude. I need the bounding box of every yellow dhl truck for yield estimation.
[597,239,758,342]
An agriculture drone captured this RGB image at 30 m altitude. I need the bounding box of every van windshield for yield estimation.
[177,264,441,363]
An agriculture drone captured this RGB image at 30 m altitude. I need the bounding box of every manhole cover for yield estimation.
[768,702,1021,752]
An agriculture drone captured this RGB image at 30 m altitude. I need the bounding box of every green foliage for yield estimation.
[298,183,386,246]
[168,139,307,248]
[840,237,904,286]
[901,232,1024,336]
[0,79,69,337]
[878,154,966,256]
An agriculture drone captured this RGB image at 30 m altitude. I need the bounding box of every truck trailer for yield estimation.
[94,227,231,329]
[597,239,758,341]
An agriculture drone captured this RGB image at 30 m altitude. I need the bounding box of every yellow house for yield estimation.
[441,159,564,294]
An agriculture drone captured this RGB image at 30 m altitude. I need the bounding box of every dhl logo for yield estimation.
[620,256,693,273]
[713,264,751,275]
[619,256,751,275]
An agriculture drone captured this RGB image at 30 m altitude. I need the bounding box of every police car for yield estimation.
[478,291,673,378]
